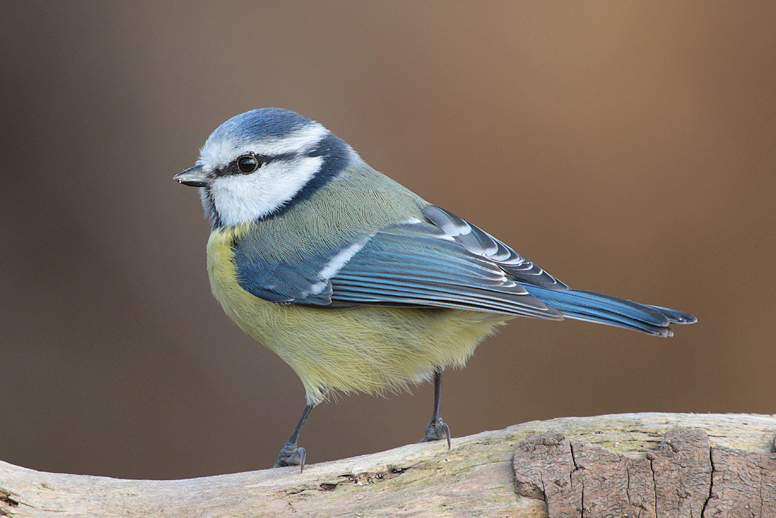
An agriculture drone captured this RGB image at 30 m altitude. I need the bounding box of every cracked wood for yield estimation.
[513,426,776,517]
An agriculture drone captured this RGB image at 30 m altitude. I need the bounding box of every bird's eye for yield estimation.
[237,154,262,173]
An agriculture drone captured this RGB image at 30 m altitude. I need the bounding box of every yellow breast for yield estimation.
[206,227,509,404]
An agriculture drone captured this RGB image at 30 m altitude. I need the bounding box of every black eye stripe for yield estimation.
[215,150,316,178]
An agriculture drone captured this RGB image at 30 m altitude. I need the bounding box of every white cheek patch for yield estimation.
[198,123,328,169]
[209,155,324,226]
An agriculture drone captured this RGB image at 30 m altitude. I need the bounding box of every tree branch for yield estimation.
[2,413,775,517]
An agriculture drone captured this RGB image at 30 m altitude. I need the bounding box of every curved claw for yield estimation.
[274,443,307,472]
[419,416,451,449]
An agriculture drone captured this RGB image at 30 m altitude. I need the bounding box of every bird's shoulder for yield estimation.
[232,161,430,262]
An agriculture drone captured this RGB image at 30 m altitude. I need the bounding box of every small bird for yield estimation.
[175,108,696,470]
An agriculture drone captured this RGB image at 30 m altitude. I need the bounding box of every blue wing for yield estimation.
[326,223,561,319]
[420,207,696,335]
[234,205,696,334]
[234,205,563,320]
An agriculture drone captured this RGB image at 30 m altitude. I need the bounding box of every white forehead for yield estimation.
[197,122,329,170]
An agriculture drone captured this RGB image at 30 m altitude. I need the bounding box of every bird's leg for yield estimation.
[274,403,313,471]
[419,369,451,448]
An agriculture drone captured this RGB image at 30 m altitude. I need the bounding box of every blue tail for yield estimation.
[522,285,697,337]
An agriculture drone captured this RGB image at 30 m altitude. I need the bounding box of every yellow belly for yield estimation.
[207,227,509,404]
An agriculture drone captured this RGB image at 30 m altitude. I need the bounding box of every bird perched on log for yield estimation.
[175,108,696,470]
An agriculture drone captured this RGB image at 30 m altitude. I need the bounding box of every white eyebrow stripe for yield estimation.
[198,123,329,170]
[254,123,329,156]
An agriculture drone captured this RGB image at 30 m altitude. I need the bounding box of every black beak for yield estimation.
[174,165,210,187]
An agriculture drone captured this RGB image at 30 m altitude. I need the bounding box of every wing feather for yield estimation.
[422,206,568,288]
[233,204,694,335]
[233,207,563,320]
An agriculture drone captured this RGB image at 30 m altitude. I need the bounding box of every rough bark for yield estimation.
[1,413,774,517]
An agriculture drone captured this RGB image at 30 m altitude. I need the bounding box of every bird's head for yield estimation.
[175,108,355,228]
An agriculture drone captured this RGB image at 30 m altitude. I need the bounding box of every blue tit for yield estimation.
[174,108,696,470]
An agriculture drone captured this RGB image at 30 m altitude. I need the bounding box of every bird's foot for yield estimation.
[419,415,451,449]
[273,441,307,472]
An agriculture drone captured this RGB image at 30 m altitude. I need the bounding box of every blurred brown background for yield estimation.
[1,2,774,480]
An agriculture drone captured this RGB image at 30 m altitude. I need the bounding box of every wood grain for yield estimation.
[1,413,774,517]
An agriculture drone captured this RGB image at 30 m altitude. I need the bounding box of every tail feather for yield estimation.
[646,304,698,325]
[522,285,697,337]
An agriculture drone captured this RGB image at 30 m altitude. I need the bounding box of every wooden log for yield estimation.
[1,413,774,517]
